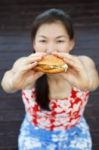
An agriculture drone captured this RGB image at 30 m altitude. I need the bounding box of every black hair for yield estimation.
[31,8,74,41]
[31,8,74,110]
[35,74,50,110]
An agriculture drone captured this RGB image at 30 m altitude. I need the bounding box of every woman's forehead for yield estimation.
[35,22,69,38]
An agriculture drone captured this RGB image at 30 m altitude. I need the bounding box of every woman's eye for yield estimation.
[39,40,46,43]
[57,40,65,43]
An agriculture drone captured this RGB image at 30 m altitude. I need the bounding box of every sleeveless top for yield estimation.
[22,87,89,131]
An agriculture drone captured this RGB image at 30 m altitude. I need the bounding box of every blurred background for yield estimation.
[0,0,99,149]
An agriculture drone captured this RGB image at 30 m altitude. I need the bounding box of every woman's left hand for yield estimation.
[52,52,91,90]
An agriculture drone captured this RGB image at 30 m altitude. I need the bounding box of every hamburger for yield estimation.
[35,54,68,73]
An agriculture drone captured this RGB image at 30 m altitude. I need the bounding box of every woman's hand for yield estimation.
[1,53,46,93]
[52,52,99,91]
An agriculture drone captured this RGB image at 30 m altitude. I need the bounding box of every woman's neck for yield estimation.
[47,73,72,99]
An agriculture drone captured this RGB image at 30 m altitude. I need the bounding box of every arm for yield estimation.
[1,69,18,93]
[1,53,45,93]
[79,56,99,91]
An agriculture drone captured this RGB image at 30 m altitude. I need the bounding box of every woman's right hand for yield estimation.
[1,53,46,93]
[12,53,46,90]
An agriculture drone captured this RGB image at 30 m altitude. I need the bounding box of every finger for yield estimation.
[22,62,38,71]
[51,52,83,73]
[26,57,41,64]
[26,53,47,64]
[52,52,74,66]
[28,52,46,58]
[33,71,44,80]
[52,52,81,68]
[52,52,76,60]
[25,56,42,65]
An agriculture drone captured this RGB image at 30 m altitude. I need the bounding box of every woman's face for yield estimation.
[33,21,74,53]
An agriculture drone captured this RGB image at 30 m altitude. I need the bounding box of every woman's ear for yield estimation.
[32,40,35,49]
[32,40,36,53]
[69,40,75,52]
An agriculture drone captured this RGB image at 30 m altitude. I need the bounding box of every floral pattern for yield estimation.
[18,114,92,150]
[18,87,92,149]
[22,87,89,131]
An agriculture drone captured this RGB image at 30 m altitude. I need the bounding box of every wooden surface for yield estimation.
[0,0,99,149]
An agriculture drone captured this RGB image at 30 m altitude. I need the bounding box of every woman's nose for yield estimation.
[46,43,57,53]
[46,49,53,54]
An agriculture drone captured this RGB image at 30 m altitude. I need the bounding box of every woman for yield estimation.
[1,8,99,150]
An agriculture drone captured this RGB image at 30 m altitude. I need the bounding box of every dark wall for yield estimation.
[0,0,99,149]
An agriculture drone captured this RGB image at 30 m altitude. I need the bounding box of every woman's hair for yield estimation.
[31,8,74,41]
[31,8,74,110]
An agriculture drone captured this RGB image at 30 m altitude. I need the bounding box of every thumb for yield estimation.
[34,71,44,80]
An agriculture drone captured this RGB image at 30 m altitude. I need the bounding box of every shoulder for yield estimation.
[13,56,26,66]
[78,55,99,91]
[14,56,27,64]
[78,55,96,67]
[12,56,27,72]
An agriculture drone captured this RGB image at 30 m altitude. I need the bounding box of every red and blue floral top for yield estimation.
[22,87,89,131]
